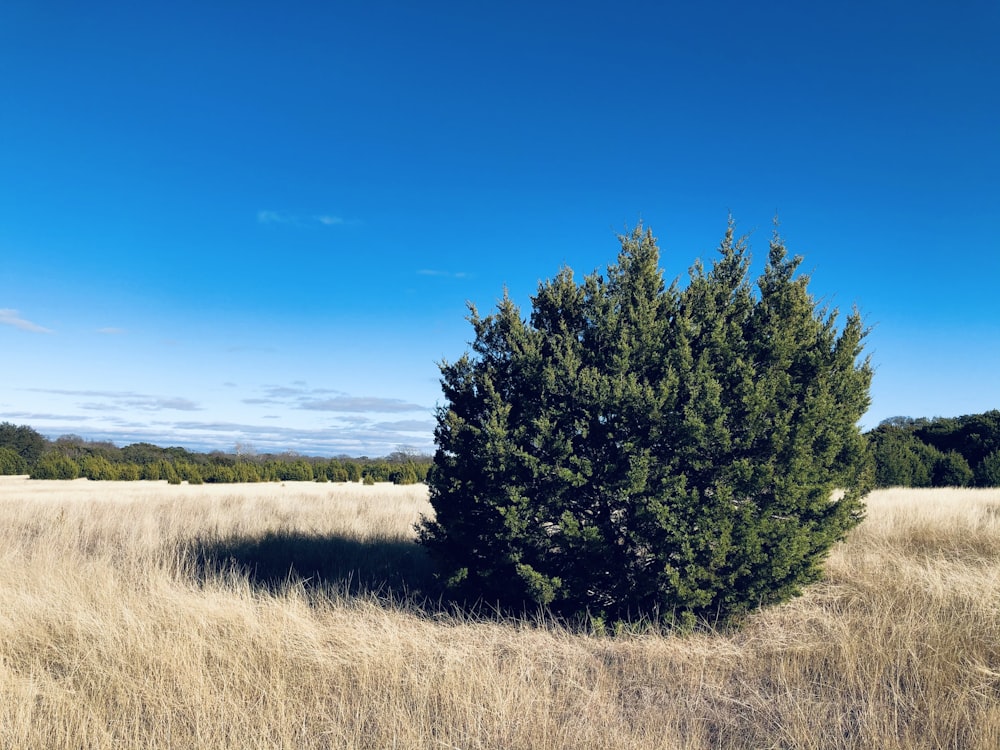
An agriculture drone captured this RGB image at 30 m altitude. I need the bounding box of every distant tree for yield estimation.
[975,450,1000,488]
[868,410,1000,487]
[204,464,237,483]
[163,462,182,485]
[932,451,974,487]
[270,459,313,481]
[362,462,391,483]
[234,441,258,462]
[231,462,262,483]
[418,221,872,626]
[53,434,88,460]
[80,455,117,481]
[0,446,28,475]
[388,463,419,485]
[0,422,47,466]
[325,460,350,482]
[176,462,203,484]
[116,463,141,481]
[121,443,169,465]
[208,451,235,467]
[915,411,1000,469]
[30,454,80,480]
[870,427,940,487]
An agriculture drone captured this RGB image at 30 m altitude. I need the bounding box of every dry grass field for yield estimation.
[1,477,999,749]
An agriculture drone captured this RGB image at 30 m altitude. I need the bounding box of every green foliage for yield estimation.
[418,221,872,626]
[915,410,1000,469]
[933,451,973,487]
[176,462,203,484]
[869,412,1000,487]
[388,463,420,485]
[274,459,313,482]
[30,454,81,480]
[141,461,162,481]
[81,455,117,481]
[204,464,237,483]
[0,422,47,466]
[115,462,141,481]
[362,461,391,483]
[870,427,941,487]
[0,446,28,475]
[975,450,1000,488]
[121,442,197,466]
[325,460,350,482]
[165,463,183,485]
[231,462,262,483]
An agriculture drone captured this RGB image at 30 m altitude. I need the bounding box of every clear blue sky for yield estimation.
[2,1,998,456]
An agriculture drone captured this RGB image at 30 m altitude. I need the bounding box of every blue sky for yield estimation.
[1,1,998,456]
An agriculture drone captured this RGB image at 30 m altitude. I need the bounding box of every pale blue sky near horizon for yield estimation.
[1,1,998,456]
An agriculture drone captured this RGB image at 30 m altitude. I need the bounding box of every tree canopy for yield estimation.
[868,411,1000,487]
[418,221,872,626]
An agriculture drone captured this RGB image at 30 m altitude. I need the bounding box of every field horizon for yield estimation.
[2,477,999,748]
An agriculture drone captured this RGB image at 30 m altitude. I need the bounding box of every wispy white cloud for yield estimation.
[257,209,294,224]
[417,269,469,279]
[315,214,345,226]
[25,388,202,412]
[299,396,427,413]
[242,384,425,414]
[242,383,343,406]
[258,210,352,227]
[14,383,434,456]
[141,418,433,456]
[0,410,92,422]
[373,419,436,432]
[146,397,201,412]
[0,309,53,334]
[80,402,125,412]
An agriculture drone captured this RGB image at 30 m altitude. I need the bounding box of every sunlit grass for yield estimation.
[2,477,999,749]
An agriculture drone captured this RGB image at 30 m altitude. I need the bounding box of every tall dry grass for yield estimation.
[1,478,999,749]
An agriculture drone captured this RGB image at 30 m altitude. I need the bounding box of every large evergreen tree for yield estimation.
[418,221,872,625]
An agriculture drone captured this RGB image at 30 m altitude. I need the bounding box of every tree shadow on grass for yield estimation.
[186,532,593,628]
[187,531,442,604]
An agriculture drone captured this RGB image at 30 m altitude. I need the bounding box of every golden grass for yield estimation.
[2,478,999,749]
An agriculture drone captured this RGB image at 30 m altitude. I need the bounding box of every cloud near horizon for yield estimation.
[0,309,53,334]
[3,400,434,457]
[25,388,201,412]
[298,396,427,413]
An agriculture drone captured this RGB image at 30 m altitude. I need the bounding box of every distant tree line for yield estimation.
[5,411,1000,489]
[0,423,431,485]
[867,410,1000,487]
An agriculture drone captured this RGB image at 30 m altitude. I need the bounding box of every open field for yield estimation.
[2,478,999,749]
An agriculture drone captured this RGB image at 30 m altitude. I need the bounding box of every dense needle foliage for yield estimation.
[418,221,872,626]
